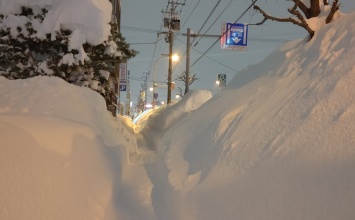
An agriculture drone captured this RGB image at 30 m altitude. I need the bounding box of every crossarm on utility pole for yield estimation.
[183,30,221,94]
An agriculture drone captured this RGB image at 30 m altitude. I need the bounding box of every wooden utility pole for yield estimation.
[126,71,131,115]
[185,28,191,95]
[110,0,121,32]
[111,0,122,115]
[116,0,121,32]
[182,31,220,94]
[166,1,175,104]
[163,1,183,104]
[167,29,173,104]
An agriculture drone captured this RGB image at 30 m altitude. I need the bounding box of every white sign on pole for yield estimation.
[119,63,127,91]
[218,74,227,86]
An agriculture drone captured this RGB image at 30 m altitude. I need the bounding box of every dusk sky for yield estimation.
[121,0,355,106]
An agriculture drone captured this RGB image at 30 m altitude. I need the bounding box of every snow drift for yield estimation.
[152,11,355,220]
[1,7,355,220]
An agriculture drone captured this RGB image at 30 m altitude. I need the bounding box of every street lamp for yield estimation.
[171,54,179,62]
[216,80,221,93]
[152,53,179,108]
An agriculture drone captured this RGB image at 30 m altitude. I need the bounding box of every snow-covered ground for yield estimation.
[1,0,355,219]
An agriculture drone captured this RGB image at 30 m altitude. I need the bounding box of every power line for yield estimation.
[128,41,158,45]
[148,33,165,80]
[178,0,188,14]
[191,0,259,68]
[181,0,201,29]
[121,25,159,33]
[173,37,239,73]
[148,3,173,83]
[190,0,222,46]
[193,0,234,47]
[192,47,239,73]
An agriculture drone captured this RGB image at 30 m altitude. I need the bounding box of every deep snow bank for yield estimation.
[155,11,355,220]
[0,76,130,220]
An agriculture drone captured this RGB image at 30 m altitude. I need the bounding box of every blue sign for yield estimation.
[221,23,248,51]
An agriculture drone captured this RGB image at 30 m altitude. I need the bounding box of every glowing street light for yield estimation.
[216,80,221,93]
[153,53,179,108]
[171,54,179,62]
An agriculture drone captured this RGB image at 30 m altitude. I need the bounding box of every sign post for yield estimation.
[217,74,227,86]
[119,62,127,91]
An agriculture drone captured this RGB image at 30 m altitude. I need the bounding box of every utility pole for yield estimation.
[111,0,121,32]
[126,71,131,115]
[143,71,149,110]
[185,28,191,95]
[182,31,220,94]
[115,0,122,115]
[110,0,122,116]
[167,29,173,104]
[162,1,183,104]
[116,0,121,32]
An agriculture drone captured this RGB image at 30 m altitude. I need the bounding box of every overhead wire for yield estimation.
[173,37,239,73]
[121,26,160,45]
[171,0,222,74]
[192,48,240,72]
[190,0,223,46]
[142,0,257,80]
[193,0,234,47]
[148,10,169,78]
[156,0,189,77]
[178,0,187,14]
[145,0,190,80]
[181,0,201,29]
[190,0,259,68]
[128,42,158,45]
[121,26,159,33]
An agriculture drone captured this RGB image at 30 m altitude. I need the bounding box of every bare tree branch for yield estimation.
[291,0,310,18]
[289,0,300,14]
[254,5,301,25]
[177,87,183,97]
[288,8,315,38]
[309,0,321,17]
[254,5,314,38]
[176,71,198,86]
[326,0,340,24]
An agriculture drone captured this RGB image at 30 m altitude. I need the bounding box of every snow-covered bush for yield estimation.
[0,6,136,109]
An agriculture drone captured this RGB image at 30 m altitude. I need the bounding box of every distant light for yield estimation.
[145,104,152,108]
[216,80,220,85]
[175,95,180,99]
[161,101,165,105]
[171,54,179,62]
[149,87,153,91]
